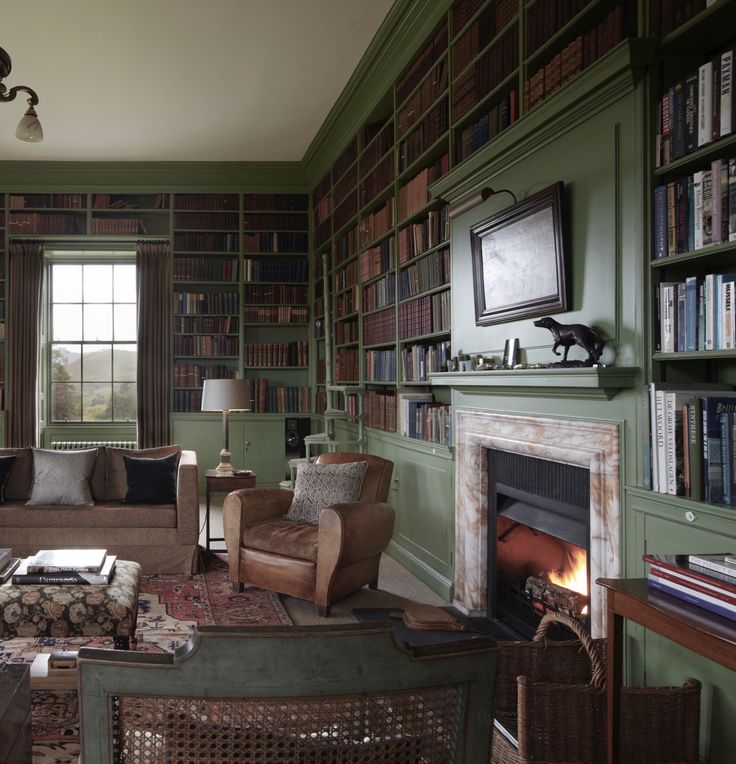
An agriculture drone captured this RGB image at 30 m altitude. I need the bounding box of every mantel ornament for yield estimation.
[533,316,605,366]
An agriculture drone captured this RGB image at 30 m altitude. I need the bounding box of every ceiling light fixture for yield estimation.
[0,46,43,142]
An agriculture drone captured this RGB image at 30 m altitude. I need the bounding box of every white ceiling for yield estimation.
[0,0,394,162]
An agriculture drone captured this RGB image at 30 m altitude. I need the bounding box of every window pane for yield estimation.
[82,344,111,382]
[51,382,81,422]
[51,344,81,382]
[84,304,113,341]
[114,304,137,341]
[113,344,137,381]
[113,382,137,422]
[84,264,113,303]
[53,304,83,341]
[82,383,112,421]
[52,264,82,303]
[114,264,136,302]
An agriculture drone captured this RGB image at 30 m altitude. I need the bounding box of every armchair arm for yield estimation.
[176,450,199,543]
[316,501,395,601]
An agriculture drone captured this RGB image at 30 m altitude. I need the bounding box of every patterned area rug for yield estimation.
[0,551,292,764]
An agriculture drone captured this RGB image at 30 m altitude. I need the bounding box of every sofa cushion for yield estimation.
[0,455,17,503]
[0,501,177,528]
[244,519,319,563]
[106,445,181,501]
[26,448,98,506]
[123,452,180,504]
[285,460,367,524]
[0,447,33,500]
[89,447,108,501]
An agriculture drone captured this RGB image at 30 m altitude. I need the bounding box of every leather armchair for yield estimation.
[223,452,395,616]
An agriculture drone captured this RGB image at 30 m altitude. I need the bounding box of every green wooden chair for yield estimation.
[77,623,498,763]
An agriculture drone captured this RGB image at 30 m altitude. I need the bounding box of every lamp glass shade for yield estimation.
[16,104,43,142]
[201,379,250,412]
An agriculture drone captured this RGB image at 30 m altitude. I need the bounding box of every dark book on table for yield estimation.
[13,555,116,585]
[27,548,107,574]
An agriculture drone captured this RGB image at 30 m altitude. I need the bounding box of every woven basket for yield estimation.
[491,612,701,764]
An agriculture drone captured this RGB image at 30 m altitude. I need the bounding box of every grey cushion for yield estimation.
[285,460,368,524]
[26,448,98,507]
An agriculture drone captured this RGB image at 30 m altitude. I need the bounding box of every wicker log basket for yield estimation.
[491,611,702,764]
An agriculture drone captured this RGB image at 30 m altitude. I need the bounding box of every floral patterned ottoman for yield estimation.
[0,559,141,649]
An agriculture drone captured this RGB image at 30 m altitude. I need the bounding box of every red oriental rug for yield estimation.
[0,551,292,764]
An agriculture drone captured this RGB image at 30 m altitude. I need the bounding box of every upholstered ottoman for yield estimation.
[0,559,141,649]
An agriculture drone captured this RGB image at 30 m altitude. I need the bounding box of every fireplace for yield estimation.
[453,409,620,637]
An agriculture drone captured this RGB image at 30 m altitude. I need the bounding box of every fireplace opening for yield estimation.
[487,449,590,639]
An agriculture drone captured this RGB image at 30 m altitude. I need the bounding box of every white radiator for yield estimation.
[51,440,137,450]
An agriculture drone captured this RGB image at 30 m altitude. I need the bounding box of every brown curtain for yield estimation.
[136,240,171,448]
[7,241,44,447]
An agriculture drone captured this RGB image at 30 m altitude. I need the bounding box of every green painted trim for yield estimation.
[302,0,452,184]
[386,540,453,601]
[0,161,307,191]
[431,38,657,204]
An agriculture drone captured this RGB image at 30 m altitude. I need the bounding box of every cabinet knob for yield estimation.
[244,441,251,450]
[684,510,696,523]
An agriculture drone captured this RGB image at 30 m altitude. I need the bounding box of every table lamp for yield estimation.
[201,379,250,473]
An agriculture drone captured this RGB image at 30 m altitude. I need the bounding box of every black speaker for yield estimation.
[284,417,311,478]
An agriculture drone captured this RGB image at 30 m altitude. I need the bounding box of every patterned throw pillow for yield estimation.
[285,461,368,524]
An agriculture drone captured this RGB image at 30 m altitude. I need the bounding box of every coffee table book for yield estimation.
[12,555,117,585]
[27,548,107,573]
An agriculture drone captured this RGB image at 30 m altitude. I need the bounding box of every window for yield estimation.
[50,260,137,422]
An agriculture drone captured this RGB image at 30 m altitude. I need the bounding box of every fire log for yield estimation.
[524,575,587,617]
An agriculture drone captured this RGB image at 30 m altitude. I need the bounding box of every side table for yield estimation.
[0,664,32,763]
[205,469,256,551]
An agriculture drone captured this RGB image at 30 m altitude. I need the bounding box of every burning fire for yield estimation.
[548,546,588,613]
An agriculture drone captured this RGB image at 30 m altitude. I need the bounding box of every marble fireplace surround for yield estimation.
[453,409,620,637]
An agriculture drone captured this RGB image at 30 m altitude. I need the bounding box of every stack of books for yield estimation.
[644,552,736,622]
[11,548,117,585]
[0,547,21,584]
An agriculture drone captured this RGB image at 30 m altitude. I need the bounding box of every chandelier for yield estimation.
[0,45,42,142]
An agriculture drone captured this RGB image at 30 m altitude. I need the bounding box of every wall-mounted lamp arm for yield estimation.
[0,84,40,105]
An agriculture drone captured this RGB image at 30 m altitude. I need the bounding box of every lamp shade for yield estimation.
[201,379,250,412]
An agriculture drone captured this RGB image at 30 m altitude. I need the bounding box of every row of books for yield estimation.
[399,246,450,299]
[174,291,239,316]
[243,341,308,368]
[173,232,239,253]
[396,25,447,109]
[363,273,396,312]
[313,194,332,226]
[243,284,307,305]
[9,193,86,209]
[174,193,239,210]
[243,258,308,284]
[653,160,736,259]
[335,348,359,382]
[313,170,331,205]
[242,193,308,212]
[451,24,518,122]
[243,232,309,254]
[174,211,239,230]
[174,316,238,334]
[334,227,358,265]
[336,286,358,318]
[360,121,394,177]
[644,383,736,503]
[399,153,449,220]
[360,154,395,207]
[360,235,395,282]
[335,317,358,345]
[173,257,238,282]
[174,335,239,357]
[398,208,449,264]
[173,389,204,411]
[454,89,518,164]
[450,0,484,36]
[649,0,709,39]
[399,289,451,339]
[657,273,736,353]
[173,362,237,388]
[363,307,396,346]
[243,212,309,231]
[332,139,357,182]
[525,0,590,54]
[364,349,397,382]
[94,194,168,210]
[332,193,358,233]
[334,260,359,293]
[360,198,394,248]
[90,217,148,235]
[453,0,517,77]
[397,60,448,139]
[9,212,85,235]
[243,305,308,324]
[313,217,331,249]
[655,44,736,168]
[397,99,449,173]
[364,389,397,433]
[645,552,736,623]
[249,380,310,414]
[333,166,358,207]
[401,340,451,382]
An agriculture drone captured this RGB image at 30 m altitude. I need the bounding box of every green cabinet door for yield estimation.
[240,417,286,488]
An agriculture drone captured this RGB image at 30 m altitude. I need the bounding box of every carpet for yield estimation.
[0,551,292,764]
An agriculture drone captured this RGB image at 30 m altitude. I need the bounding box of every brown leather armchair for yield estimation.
[223,452,394,616]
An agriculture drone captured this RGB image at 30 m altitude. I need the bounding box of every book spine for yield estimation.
[12,573,93,585]
[689,555,736,578]
[698,61,713,147]
[647,577,736,622]
[688,399,703,500]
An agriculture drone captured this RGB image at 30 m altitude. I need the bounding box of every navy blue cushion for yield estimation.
[0,455,17,503]
[123,452,179,504]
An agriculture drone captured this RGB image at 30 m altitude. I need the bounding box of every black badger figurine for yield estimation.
[533,316,605,365]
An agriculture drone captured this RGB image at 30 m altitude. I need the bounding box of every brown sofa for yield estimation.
[0,445,199,574]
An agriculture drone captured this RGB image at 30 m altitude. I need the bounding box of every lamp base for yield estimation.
[215,449,234,474]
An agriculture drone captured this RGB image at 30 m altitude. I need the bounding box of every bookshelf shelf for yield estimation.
[654,134,736,178]
[651,242,736,270]
[657,0,736,55]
